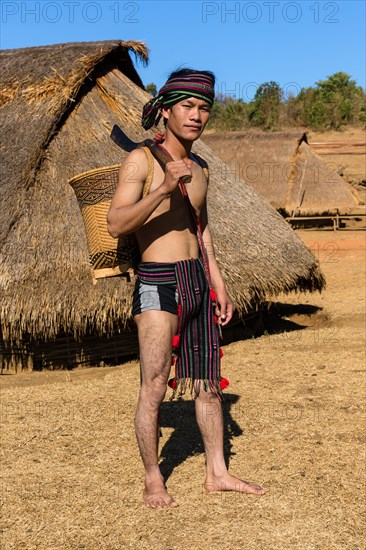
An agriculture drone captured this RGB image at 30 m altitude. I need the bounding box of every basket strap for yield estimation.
[153,143,213,288]
[190,152,209,183]
[141,146,154,198]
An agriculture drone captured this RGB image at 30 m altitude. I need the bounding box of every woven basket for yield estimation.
[69,165,140,276]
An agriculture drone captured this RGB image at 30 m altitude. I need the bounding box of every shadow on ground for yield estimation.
[263,302,326,333]
[157,303,325,483]
[159,393,242,483]
[221,302,324,345]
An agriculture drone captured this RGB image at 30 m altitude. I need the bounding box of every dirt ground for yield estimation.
[1,228,365,550]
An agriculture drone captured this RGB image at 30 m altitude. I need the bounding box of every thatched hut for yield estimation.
[0,41,325,371]
[203,130,359,215]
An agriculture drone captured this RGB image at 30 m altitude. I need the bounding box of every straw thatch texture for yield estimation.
[0,41,324,357]
[203,131,359,215]
[0,40,147,242]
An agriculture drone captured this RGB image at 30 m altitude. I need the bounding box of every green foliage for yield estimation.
[248,81,283,131]
[207,72,365,132]
[145,83,157,97]
[286,72,365,130]
[207,97,249,131]
[359,98,366,127]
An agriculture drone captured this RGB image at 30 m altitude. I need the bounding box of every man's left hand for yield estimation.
[214,289,234,326]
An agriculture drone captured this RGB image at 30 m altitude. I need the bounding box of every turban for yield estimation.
[141,72,215,130]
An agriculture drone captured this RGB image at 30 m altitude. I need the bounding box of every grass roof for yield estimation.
[0,42,324,344]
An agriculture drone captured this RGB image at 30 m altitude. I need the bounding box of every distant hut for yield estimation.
[203,130,359,215]
[0,41,325,372]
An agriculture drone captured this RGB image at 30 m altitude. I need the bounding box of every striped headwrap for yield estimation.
[141,72,215,130]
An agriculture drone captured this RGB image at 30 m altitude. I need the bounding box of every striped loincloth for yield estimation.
[134,258,222,399]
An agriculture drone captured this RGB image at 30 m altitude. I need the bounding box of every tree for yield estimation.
[205,73,365,131]
[292,72,365,130]
[294,87,327,129]
[207,98,248,131]
[360,97,366,127]
[315,72,363,128]
[145,83,157,97]
[248,82,283,131]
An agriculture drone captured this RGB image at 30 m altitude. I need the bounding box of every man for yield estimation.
[107,69,265,508]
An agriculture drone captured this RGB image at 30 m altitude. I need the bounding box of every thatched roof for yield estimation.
[203,130,359,215]
[0,41,325,345]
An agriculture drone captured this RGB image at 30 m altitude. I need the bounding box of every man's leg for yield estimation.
[134,309,178,508]
[195,389,266,495]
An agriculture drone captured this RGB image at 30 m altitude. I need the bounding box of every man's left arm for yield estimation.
[200,200,233,326]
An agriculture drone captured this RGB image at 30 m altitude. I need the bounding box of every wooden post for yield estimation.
[27,355,34,372]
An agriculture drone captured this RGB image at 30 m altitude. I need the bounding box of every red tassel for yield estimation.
[168,378,177,389]
[177,304,182,317]
[213,316,219,325]
[210,289,217,302]
[220,377,229,390]
[219,347,224,359]
[172,335,180,348]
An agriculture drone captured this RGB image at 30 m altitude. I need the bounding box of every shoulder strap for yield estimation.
[147,143,213,288]
[191,153,209,182]
[141,146,154,197]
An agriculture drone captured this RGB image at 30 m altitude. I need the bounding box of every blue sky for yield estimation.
[1,0,365,99]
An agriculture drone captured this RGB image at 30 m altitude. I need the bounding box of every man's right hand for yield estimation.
[160,160,193,195]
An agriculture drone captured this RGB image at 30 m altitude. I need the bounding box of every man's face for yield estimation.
[162,97,211,141]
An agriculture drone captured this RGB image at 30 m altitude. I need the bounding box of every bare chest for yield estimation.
[147,158,207,220]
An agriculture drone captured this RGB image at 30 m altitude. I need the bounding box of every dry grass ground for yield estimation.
[1,229,365,549]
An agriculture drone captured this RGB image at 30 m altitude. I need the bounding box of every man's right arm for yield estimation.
[107,148,193,238]
[107,149,171,238]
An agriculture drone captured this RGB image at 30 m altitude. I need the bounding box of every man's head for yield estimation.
[141,68,215,135]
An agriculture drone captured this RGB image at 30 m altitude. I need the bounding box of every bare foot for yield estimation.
[205,474,266,496]
[144,477,179,509]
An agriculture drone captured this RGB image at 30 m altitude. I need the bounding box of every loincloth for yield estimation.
[133,258,222,399]
[132,262,179,316]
